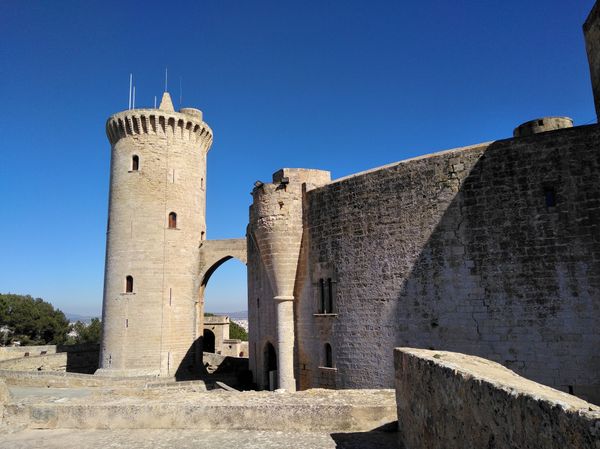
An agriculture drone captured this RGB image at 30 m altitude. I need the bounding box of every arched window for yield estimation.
[131,155,139,171]
[125,275,134,293]
[324,343,333,368]
[168,212,177,229]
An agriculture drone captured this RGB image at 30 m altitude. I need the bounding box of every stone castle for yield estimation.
[98,2,600,404]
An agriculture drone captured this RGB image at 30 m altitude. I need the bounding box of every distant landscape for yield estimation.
[66,310,248,323]
[65,313,97,324]
[211,311,248,320]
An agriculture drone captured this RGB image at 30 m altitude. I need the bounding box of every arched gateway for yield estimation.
[191,238,247,372]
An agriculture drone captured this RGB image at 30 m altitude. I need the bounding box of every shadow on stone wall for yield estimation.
[175,337,204,381]
[175,337,253,389]
[57,344,100,374]
[382,129,600,402]
[316,126,600,402]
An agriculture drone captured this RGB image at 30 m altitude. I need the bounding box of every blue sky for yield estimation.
[0,0,596,316]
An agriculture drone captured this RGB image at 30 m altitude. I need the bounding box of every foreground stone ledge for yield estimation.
[3,387,396,432]
[0,370,164,388]
[395,348,600,449]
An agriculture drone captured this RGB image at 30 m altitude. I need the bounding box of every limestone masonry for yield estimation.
[98,92,246,379]
[247,4,600,401]
[394,348,600,449]
[99,2,600,406]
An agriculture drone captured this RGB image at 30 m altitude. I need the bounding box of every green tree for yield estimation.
[0,293,70,345]
[230,321,248,341]
[66,318,102,345]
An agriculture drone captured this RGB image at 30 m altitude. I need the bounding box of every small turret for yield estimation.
[249,168,330,390]
[513,117,573,138]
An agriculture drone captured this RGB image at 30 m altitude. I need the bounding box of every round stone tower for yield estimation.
[97,92,213,377]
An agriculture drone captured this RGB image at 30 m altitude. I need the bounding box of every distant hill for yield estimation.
[208,310,248,320]
[65,313,98,324]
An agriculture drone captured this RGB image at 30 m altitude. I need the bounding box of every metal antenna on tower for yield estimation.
[154,96,157,108]
[165,67,168,92]
[128,73,133,109]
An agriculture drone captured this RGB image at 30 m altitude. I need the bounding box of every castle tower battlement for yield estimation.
[106,109,213,147]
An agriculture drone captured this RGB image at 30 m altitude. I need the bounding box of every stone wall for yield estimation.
[0,344,99,374]
[394,348,600,449]
[296,125,600,403]
[0,353,67,371]
[247,230,278,389]
[248,168,331,390]
[0,345,56,361]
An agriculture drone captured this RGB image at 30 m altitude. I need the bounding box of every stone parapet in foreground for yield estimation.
[3,387,396,432]
[395,348,600,449]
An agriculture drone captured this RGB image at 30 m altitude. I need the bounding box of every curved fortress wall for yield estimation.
[98,94,212,377]
[294,125,600,403]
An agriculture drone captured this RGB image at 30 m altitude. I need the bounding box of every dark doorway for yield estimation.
[264,341,277,390]
[203,329,215,353]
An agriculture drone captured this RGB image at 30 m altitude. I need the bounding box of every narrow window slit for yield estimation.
[126,275,134,293]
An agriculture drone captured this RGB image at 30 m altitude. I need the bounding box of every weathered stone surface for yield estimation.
[247,2,600,403]
[286,125,600,402]
[2,386,396,432]
[394,348,600,449]
[513,116,573,137]
[0,379,10,404]
[0,346,56,362]
[0,353,67,372]
[0,370,165,388]
[101,103,213,378]
[0,428,398,449]
[0,345,99,374]
[248,168,331,391]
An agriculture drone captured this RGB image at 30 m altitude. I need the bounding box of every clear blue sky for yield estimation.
[0,0,596,316]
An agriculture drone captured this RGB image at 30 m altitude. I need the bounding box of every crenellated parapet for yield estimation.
[105,108,213,149]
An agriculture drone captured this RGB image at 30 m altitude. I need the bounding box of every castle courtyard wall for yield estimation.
[297,125,600,403]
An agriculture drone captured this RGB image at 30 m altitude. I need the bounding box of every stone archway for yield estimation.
[198,239,247,287]
[194,238,247,364]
